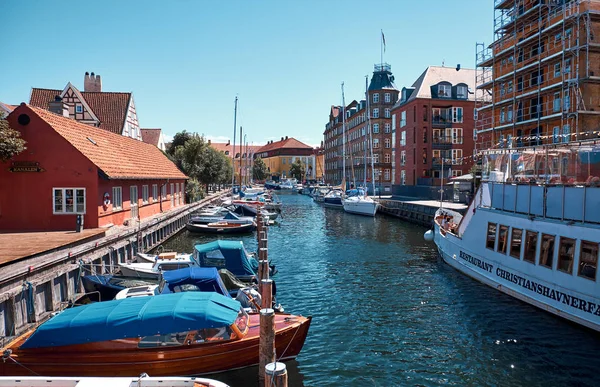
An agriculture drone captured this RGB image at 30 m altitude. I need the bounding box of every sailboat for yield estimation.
[342,77,378,217]
[323,83,347,208]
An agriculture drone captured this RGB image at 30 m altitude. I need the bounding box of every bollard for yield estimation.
[260,237,268,251]
[256,213,263,243]
[265,362,287,387]
[258,247,268,282]
[261,279,273,310]
[259,308,275,384]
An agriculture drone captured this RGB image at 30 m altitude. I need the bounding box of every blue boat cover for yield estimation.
[161,267,230,296]
[20,292,240,349]
[194,240,256,278]
[223,211,241,220]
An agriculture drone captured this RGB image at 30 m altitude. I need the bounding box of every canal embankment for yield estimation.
[0,190,230,341]
[377,197,467,227]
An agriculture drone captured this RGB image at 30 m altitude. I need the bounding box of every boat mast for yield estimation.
[231,96,238,190]
[341,83,347,190]
[366,75,375,197]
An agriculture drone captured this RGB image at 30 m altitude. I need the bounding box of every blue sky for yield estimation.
[1,0,493,147]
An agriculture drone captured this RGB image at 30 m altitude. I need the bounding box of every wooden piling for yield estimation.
[256,213,263,243]
[265,362,288,387]
[261,279,273,310]
[259,308,275,384]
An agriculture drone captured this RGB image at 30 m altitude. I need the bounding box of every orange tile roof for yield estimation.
[141,128,162,147]
[14,104,186,180]
[30,88,131,135]
[257,137,313,153]
[0,102,16,113]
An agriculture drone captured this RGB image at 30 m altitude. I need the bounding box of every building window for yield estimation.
[181,183,185,204]
[152,184,158,202]
[384,138,391,148]
[384,153,391,163]
[384,123,391,133]
[554,62,561,78]
[438,84,451,97]
[579,241,598,281]
[142,185,149,205]
[452,107,463,123]
[422,148,427,164]
[400,150,406,166]
[373,139,380,148]
[565,58,571,74]
[553,93,561,112]
[161,184,167,200]
[373,153,379,163]
[451,170,462,177]
[500,108,505,123]
[400,170,406,185]
[558,237,576,274]
[563,91,570,111]
[451,149,463,164]
[384,93,391,103]
[486,223,496,250]
[540,234,555,268]
[75,105,83,113]
[373,93,379,103]
[452,128,463,144]
[500,83,506,97]
[373,108,379,119]
[510,228,523,259]
[400,131,406,146]
[400,111,406,127]
[384,169,390,180]
[524,231,538,263]
[507,106,513,122]
[130,185,138,207]
[170,183,175,206]
[457,85,467,99]
[384,108,390,118]
[563,124,570,143]
[553,126,560,143]
[53,188,85,214]
[507,81,513,93]
[373,123,379,133]
[112,187,123,210]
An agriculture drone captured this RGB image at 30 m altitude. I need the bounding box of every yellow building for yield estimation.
[255,137,316,181]
[208,140,262,185]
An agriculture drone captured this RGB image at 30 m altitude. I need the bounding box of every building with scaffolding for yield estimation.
[475,0,600,151]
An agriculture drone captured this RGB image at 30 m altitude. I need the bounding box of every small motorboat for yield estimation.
[323,188,344,208]
[0,292,311,377]
[186,220,255,234]
[119,256,197,279]
[189,210,255,225]
[81,274,158,301]
[0,376,229,387]
[137,251,193,264]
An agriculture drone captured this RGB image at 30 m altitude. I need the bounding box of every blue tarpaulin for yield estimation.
[161,267,230,296]
[194,240,256,278]
[20,292,240,349]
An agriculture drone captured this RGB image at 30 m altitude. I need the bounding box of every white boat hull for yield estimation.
[433,219,600,332]
[342,197,378,217]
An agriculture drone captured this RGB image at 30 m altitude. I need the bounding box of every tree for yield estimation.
[252,157,269,181]
[289,159,306,182]
[167,130,192,156]
[185,178,205,202]
[198,146,229,192]
[0,113,26,162]
[173,134,206,179]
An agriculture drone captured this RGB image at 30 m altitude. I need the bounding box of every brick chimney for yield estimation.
[84,71,102,92]
[48,96,69,117]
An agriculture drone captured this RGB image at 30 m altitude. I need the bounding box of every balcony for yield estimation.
[431,158,454,170]
[432,114,454,127]
[432,136,458,150]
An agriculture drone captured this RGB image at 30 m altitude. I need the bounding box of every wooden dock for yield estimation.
[0,229,106,266]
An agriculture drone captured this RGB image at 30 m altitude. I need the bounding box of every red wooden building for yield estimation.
[0,104,187,232]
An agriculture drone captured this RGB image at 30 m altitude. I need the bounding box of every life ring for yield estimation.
[103,192,111,208]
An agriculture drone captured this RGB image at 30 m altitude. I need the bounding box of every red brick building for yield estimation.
[0,104,187,232]
[392,66,476,187]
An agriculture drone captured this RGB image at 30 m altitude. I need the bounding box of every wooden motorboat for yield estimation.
[137,251,193,264]
[186,221,255,234]
[0,293,311,377]
[81,274,158,301]
[0,376,228,387]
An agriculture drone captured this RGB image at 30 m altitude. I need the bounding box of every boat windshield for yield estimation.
[235,308,249,335]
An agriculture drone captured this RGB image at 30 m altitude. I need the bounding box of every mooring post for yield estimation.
[256,213,263,243]
[259,308,276,384]
[265,362,288,387]
[261,278,273,310]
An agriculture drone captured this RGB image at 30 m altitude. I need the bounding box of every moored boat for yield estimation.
[342,194,378,217]
[0,376,229,387]
[186,221,255,234]
[0,292,311,377]
[81,274,158,301]
[428,143,600,332]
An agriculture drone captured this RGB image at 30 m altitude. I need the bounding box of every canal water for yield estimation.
[162,193,600,387]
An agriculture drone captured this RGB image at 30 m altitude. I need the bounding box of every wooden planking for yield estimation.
[0,229,106,266]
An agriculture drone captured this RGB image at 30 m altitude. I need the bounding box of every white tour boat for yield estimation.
[427,143,600,332]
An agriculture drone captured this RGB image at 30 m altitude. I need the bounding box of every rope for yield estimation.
[6,354,40,376]
[74,260,83,295]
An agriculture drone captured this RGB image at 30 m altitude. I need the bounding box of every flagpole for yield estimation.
[380,29,383,66]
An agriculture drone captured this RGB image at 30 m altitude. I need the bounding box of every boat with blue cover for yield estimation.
[0,292,311,376]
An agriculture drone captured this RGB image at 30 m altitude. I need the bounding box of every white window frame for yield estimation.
[457,85,468,99]
[384,153,391,163]
[373,93,379,103]
[373,108,379,118]
[373,153,379,163]
[400,131,406,146]
[384,93,391,103]
[384,138,391,148]
[553,126,560,144]
[384,108,391,118]
[400,170,406,185]
[384,123,391,133]
[130,186,138,208]
[152,184,158,202]
[53,188,86,214]
[373,123,379,133]
[142,185,149,205]
[400,111,406,127]
[563,124,570,143]
[112,186,123,211]
[400,150,406,166]
[438,84,451,97]
[451,149,463,165]
[161,184,167,200]
[170,183,175,206]
[75,105,83,113]
[373,138,380,149]
[384,169,390,180]
[452,107,463,123]
[554,62,561,78]
[180,183,185,205]
[452,128,463,144]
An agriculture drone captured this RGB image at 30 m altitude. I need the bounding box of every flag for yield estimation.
[381,30,386,53]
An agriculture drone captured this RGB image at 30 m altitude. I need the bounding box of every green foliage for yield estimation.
[252,157,269,181]
[173,134,206,179]
[289,159,305,181]
[185,178,205,202]
[168,130,192,156]
[0,112,26,163]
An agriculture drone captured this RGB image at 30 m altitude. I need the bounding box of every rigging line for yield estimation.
[276,323,302,362]
[6,355,40,376]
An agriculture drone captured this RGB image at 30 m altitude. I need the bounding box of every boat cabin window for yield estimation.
[510,228,523,259]
[497,225,509,254]
[138,332,187,348]
[203,249,227,268]
[486,223,497,250]
[524,231,538,263]
[172,284,203,293]
[558,237,576,274]
[578,241,598,281]
[191,327,233,343]
[158,263,191,272]
[540,234,555,269]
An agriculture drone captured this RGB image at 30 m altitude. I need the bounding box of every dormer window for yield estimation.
[401,89,407,102]
[373,93,379,103]
[457,85,468,99]
[438,84,451,98]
